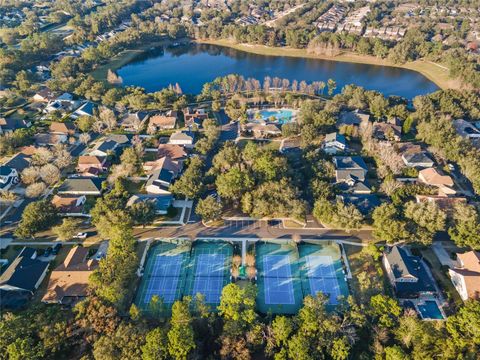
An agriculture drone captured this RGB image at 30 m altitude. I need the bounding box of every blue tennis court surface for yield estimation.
[143,254,183,305]
[186,241,233,306]
[263,255,295,305]
[304,255,342,305]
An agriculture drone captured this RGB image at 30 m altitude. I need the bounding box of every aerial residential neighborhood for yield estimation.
[0,0,479,359]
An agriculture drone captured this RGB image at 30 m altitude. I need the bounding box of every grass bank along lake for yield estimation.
[116,43,439,98]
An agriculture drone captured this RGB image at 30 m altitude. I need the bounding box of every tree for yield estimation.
[404,201,446,245]
[384,346,409,360]
[77,116,94,133]
[168,300,196,360]
[40,164,61,185]
[370,294,402,328]
[25,182,47,198]
[332,200,364,232]
[130,200,156,227]
[52,218,82,240]
[327,79,336,96]
[142,327,169,360]
[15,200,58,239]
[21,167,40,185]
[372,203,409,243]
[216,167,254,203]
[218,283,257,327]
[170,157,204,199]
[196,196,223,222]
[448,203,480,250]
[31,147,53,166]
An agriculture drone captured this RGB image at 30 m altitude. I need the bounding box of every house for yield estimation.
[57,178,103,196]
[77,155,107,173]
[242,123,282,138]
[453,119,480,139]
[373,121,402,142]
[89,140,119,157]
[143,156,182,177]
[126,194,174,215]
[49,121,76,136]
[51,194,87,216]
[145,168,176,194]
[383,246,436,299]
[0,166,19,192]
[33,87,55,102]
[42,246,98,305]
[415,195,467,213]
[43,93,76,114]
[323,132,347,154]
[0,247,49,309]
[0,117,31,134]
[71,101,96,119]
[333,156,368,183]
[148,114,177,132]
[279,137,301,154]
[449,251,480,301]
[2,152,32,173]
[184,107,208,125]
[158,144,188,161]
[402,151,434,168]
[34,133,67,146]
[337,194,380,214]
[119,112,149,132]
[169,131,195,147]
[337,109,370,127]
[418,168,456,196]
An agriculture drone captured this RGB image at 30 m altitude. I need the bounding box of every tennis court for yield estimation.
[185,241,233,306]
[256,241,303,314]
[299,243,349,306]
[135,241,191,313]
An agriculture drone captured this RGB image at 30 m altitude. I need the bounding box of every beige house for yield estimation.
[42,246,98,305]
[418,168,456,196]
[148,115,177,132]
[449,251,480,301]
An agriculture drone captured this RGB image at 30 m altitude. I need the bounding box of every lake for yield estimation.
[117,43,439,98]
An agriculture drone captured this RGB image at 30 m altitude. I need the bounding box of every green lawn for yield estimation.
[237,139,281,151]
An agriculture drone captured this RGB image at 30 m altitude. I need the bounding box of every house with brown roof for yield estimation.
[42,246,98,305]
[157,144,188,161]
[143,156,183,176]
[33,87,55,102]
[449,251,480,301]
[184,107,208,125]
[415,195,466,213]
[77,155,107,174]
[49,121,76,136]
[242,123,281,138]
[418,168,456,196]
[148,114,177,132]
[51,194,86,216]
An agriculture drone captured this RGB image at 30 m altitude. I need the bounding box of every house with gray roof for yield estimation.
[333,156,368,183]
[57,177,103,196]
[383,246,436,299]
[337,109,370,127]
[0,247,49,309]
[402,151,434,168]
[0,117,31,134]
[145,168,175,195]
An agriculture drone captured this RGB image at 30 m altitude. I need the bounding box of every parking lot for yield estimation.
[223,220,284,230]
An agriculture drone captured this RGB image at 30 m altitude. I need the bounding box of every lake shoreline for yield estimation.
[195,39,461,91]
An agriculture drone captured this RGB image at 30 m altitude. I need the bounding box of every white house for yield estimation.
[169,131,194,147]
[323,132,347,154]
[449,251,480,301]
[0,165,19,192]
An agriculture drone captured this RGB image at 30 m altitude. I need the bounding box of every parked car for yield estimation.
[52,243,62,255]
[44,247,52,257]
[73,232,88,239]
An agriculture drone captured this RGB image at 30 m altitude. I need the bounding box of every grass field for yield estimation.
[197,39,458,91]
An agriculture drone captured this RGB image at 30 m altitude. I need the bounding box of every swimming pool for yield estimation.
[417,300,444,320]
[256,109,294,124]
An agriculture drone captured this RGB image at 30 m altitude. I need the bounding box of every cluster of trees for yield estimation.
[14,200,59,239]
[2,281,480,359]
[20,145,72,198]
[206,141,307,221]
[372,200,480,249]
